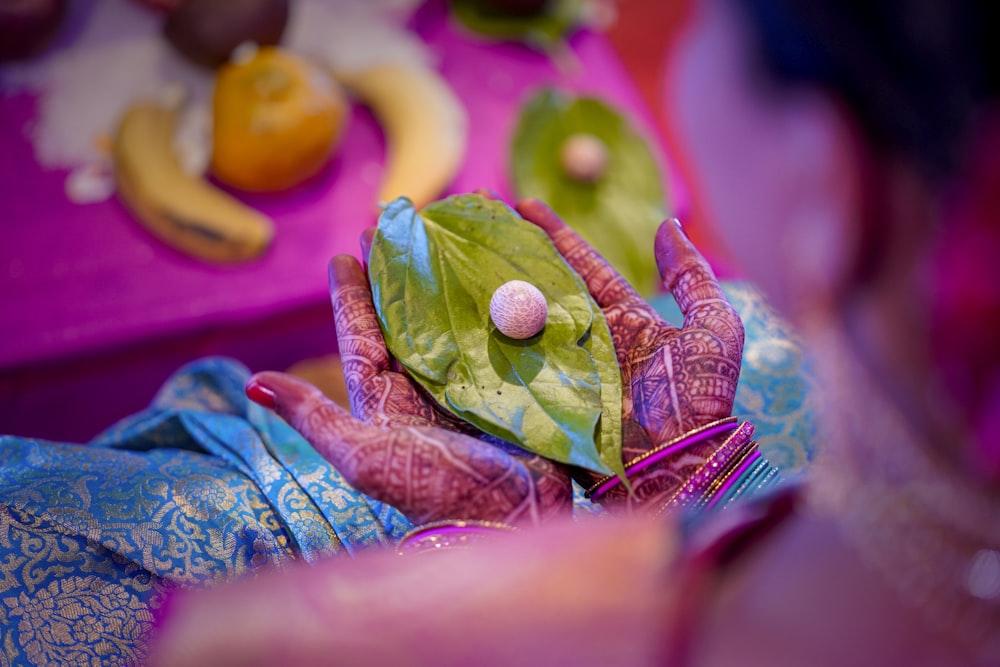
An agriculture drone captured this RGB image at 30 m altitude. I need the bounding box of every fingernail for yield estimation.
[246,380,276,409]
[360,227,376,256]
[329,254,364,288]
[671,218,688,238]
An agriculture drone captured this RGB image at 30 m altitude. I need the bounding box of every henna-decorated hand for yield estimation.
[245,251,572,528]
[515,199,745,513]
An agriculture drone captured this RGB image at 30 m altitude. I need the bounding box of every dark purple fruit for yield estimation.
[0,0,67,62]
[163,0,290,69]
[474,0,551,16]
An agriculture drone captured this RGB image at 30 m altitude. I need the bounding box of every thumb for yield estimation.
[247,370,515,523]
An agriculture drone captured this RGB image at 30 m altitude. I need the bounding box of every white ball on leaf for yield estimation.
[489,280,548,339]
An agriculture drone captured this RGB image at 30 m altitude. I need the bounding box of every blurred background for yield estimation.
[0,0,720,443]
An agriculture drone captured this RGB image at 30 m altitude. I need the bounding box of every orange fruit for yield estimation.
[211,46,348,192]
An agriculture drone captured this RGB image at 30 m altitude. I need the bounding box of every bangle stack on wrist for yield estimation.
[654,420,780,516]
[585,417,781,515]
[396,520,517,556]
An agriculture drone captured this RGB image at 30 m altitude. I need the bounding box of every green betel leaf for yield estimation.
[368,194,623,475]
[581,294,625,481]
[512,88,670,297]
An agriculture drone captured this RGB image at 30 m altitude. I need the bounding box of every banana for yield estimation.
[334,62,467,210]
[113,100,274,263]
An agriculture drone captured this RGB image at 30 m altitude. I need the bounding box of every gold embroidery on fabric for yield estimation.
[6,443,297,586]
[725,283,818,473]
[5,576,152,666]
[0,505,166,666]
[173,475,239,520]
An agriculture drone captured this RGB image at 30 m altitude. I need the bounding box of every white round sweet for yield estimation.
[489,280,548,339]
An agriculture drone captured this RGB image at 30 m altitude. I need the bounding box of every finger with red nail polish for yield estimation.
[246,379,276,409]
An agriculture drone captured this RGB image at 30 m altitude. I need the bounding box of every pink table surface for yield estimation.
[0,1,686,441]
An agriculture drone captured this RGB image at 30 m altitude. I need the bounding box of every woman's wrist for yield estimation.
[587,418,778,516]
[653,420,769,515]
[586,417,742,501]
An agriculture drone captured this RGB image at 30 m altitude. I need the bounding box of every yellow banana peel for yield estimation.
[334,62,468,210]
[113,100,274,263]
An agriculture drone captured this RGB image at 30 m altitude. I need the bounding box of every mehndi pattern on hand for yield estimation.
[245,249,573,528]
[516,199,744,513]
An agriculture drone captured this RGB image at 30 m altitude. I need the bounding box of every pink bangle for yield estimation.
[704,449,762,511]
[655,420,758,516]
[585,417,741,500]
[396,520,517,556]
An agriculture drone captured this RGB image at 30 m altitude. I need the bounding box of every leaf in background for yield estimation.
[368,194,623,475]
[511,88,669,297]
[448,0,584,52]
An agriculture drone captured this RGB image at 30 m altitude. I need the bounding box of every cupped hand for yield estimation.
[515,199,745,512]
[245,250,572,528]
